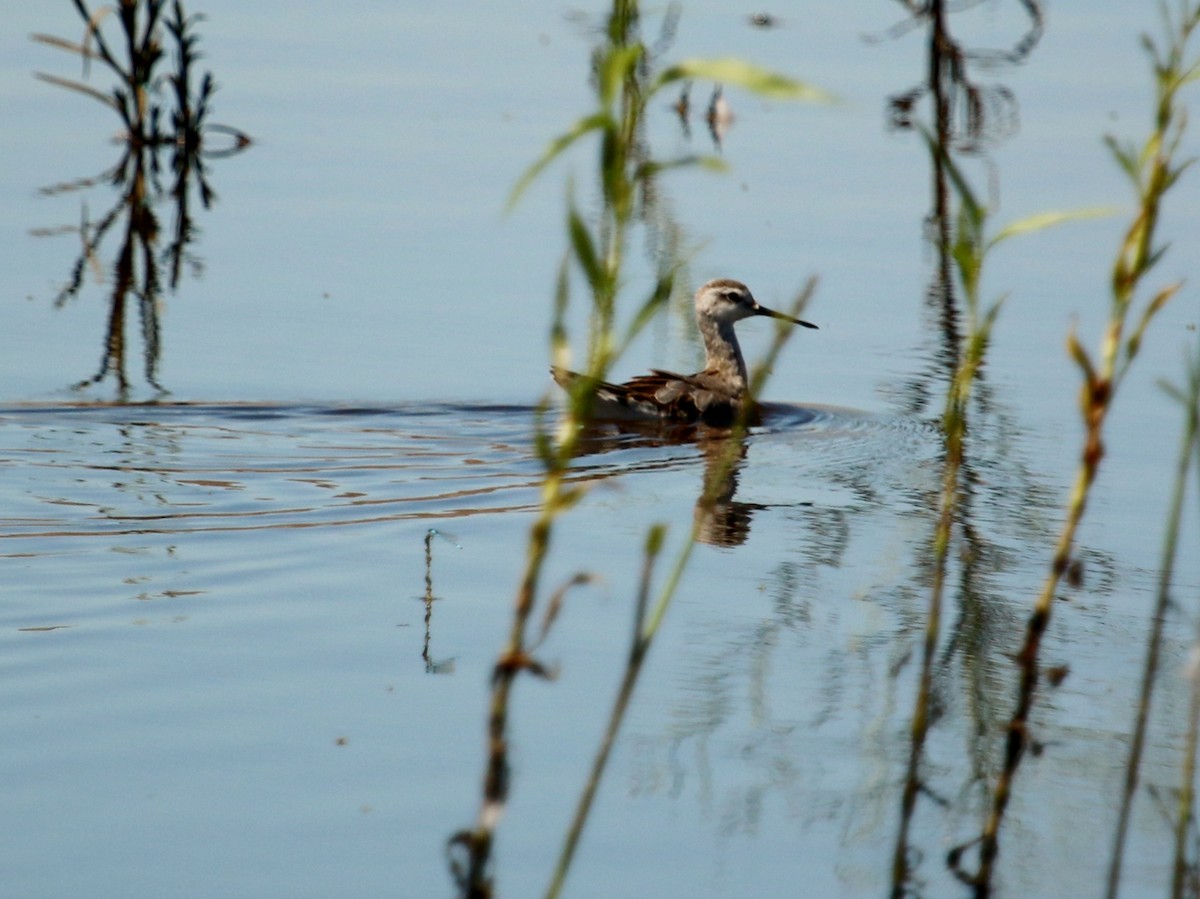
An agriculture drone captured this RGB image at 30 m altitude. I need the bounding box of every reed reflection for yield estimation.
[31,0,250,401]
[884,0,1040,381]
[419,528,459,675]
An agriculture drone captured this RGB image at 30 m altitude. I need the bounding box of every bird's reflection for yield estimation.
[572,420,762,547]
[31,1,251,400]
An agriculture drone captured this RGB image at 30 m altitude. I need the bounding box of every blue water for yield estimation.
[1,2,1199,897]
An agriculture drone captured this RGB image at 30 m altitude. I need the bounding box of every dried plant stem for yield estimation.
[971,424,1095,891]
[452,3,653,892]
[464,492,558,896]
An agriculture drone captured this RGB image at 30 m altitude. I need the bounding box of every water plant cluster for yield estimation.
[452,0,1200,896]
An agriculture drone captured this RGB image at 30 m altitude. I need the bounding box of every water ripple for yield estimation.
[0,402,936,545]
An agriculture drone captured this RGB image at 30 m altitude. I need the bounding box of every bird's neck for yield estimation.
[699,317,748,394]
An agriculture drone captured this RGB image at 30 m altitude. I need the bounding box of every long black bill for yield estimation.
[755,305,819,329]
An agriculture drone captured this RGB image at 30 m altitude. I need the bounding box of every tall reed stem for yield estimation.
[1161,350,1200,899]
[969,4,1198,893]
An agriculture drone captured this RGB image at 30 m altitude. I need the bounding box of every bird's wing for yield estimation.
[551,366,744,424]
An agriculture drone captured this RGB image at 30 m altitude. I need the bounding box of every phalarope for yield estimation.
[551,278,817,426]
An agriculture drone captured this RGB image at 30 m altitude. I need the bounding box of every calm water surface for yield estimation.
[2,2,1199,897]
[1,402,938,897]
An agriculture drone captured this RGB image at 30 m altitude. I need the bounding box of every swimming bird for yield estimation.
[551,278,817,426]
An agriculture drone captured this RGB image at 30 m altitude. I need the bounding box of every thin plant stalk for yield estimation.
[1180,648,1200,898]
[965,4,1198,893]
[452,9,657,889]
[1161,349,1200,899]
[542,523,665,899]
[892,129,1097,894]
[1108,356,1197,896]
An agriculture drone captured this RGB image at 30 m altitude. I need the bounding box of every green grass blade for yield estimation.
[989,206,1119,247]
[507,113,612,211]
[598,44,644,107]
[653,57,834,102]
[635,154,728,180]
[567,204,602,289]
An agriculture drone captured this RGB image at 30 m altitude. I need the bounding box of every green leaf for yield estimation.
[1142,241,1171,278]
[635,154,729,180]
[1103,134,1140,182]
[1165,155,1197,190]
[550,253,571,369]
[1126,281,1181,363]
[622,273,674,348]
[644,523,667,557]
[1066,327,1097,386]
[653,57,834,102]
[980,292,1008,335]
[507,113,612,211]
[918,124,985,230]
[567,205,602,288]
[989,206,1118,248]
[598,44,644,108]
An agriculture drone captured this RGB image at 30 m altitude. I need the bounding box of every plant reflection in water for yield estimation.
[31,0,251,400]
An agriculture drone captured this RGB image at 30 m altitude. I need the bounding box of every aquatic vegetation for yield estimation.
[450,2,827,895]
[1102,7,1200,893]
[891,129,1105,894]
[31,0,249,399]
[886,2,1199,894]
[454,1,1200,895]
[9,2,1200,896]
[1167,348,1200,897]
